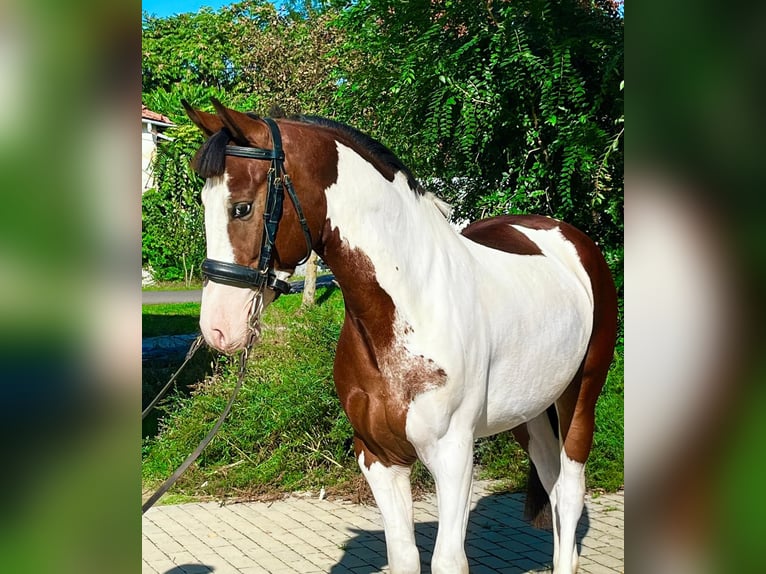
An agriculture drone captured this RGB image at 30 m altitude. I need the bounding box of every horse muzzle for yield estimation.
[199,282,262,354]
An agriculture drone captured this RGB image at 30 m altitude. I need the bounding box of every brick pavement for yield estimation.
[142,481,623,574]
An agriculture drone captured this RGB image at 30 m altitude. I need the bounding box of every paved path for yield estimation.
[143,289,203,305]
[142,481,623,574]
[142,276,338,305]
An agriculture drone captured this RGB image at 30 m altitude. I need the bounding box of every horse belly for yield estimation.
[475,276,593,438]
[476,357,582,438]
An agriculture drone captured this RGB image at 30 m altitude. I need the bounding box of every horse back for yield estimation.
[461,215,616,309]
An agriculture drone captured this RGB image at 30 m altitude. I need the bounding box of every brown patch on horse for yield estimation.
[191,111,339,270]
[270,121,337,267]
[321,225,447,468]
[557,227,618,463]
[461,218,545,255]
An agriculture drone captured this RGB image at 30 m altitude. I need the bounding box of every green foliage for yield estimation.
[141,124,206,285]
[142,7,249,94]
[222,1,348,115]
[143,1,350,117]
[332,0,623,255]
[475,432,530,489]
[589,351,624,490]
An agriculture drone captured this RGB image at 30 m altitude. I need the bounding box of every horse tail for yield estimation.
[525,462,553,529]
[524,404,559,529]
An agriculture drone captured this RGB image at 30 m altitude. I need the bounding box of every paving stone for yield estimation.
[143,485,623,573]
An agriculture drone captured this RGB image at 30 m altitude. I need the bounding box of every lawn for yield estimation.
[143,302,201,337]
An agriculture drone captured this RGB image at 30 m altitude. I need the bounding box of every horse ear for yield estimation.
[182,100,222,136]
[210,98,259,146]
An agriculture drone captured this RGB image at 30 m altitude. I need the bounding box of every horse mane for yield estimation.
[293,115,424,195]
[191,113,426,200]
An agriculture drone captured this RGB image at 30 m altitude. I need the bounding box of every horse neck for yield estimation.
[318,143,460,313]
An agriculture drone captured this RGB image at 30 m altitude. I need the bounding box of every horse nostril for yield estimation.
[210,328,226,350]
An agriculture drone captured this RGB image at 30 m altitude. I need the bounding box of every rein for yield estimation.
[201,117,313,294]
[142,292,265,515]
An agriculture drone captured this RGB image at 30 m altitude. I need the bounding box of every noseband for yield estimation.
[201,118,313,296]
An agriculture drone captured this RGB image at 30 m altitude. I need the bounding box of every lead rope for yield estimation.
[142,291,264,514]
[142,334,205,420]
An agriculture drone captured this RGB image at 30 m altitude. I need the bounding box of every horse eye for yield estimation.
[231,202,252,219]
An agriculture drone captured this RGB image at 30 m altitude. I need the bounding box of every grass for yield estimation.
[142,279,204,291]
[143,302,201,337]
[588,350,625,491]
[142,288,624,503]
[142,286,358,501]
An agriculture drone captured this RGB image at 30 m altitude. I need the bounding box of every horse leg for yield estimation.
[551,334,615,572]
[355,437,420,574]
[523,410,563,567]
[550,448,586,574]
[416,430,474,574]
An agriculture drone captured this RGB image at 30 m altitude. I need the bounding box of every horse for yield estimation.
[182,99,618,574]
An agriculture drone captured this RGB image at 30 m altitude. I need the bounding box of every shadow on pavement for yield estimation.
[330,491,590,573]
[162,564,214,574]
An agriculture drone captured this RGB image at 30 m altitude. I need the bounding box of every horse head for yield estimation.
[183,99,330,353]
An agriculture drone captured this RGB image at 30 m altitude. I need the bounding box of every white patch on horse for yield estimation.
[324,143,594,443]
[199,174,257,352]
[201,174,235,263]
[324,143,468,380]
[552,453,586,574]
[511,224,595,308]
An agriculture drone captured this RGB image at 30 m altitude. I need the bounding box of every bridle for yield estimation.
[200,117,313,296]
[143,119,313,514]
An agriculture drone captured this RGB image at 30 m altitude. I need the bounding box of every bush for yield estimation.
[142,124,206,285]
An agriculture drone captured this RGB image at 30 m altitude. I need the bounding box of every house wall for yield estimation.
[142,120,158,192]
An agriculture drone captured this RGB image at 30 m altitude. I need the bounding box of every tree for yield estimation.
[221,1,348,115]
[142,8,247,95]
[331,0,623,256]
[302,251,319,307]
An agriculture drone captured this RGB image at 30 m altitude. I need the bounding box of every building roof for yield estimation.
[142,105,172,125]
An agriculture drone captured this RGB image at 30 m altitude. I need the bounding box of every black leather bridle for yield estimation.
[201,117,313,295]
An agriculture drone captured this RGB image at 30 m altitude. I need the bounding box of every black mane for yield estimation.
[294,115,423,194]
[192,114,423,194]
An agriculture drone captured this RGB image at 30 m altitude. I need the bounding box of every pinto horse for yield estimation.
[183,99,617,574]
